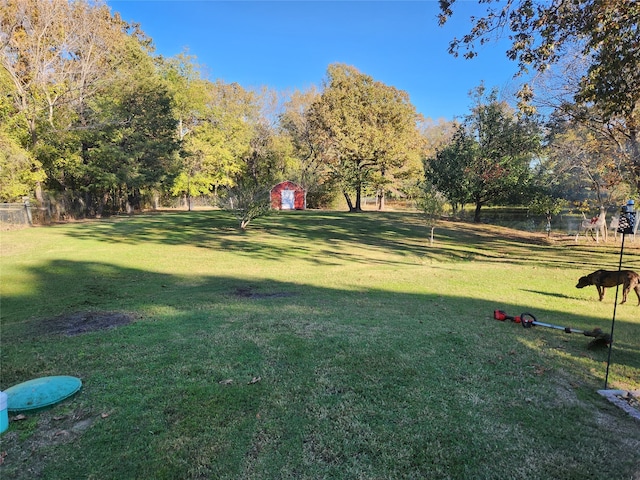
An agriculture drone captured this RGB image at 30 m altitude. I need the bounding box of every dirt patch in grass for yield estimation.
[34,311,137,336]
[0,407,99,478]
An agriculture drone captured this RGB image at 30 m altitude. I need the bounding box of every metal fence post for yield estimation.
[23,198,32,225]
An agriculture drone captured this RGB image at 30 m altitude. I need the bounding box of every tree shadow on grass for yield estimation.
[2,258,638,382]
[60,210,640,270]
[1,258,639,479]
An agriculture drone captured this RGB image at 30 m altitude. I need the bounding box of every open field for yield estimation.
[1,210,639,479]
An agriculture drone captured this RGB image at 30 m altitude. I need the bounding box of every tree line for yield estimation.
[1,0,638,225]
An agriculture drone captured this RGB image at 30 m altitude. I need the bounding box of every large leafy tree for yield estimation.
[162,53,217,209]
[424,127,473,213]
[426,87,540,222]
[0,132,45,202]
[161,52,206,143]
[464,88,540,221]
[535,52,640,201]
[1,0,130,147]
[216,87,289,230]
[307,64,421,212]
[0,0,167,214]
[544,114,630,206]
[438,0,639,116]
[0,66,44,201]
[438,0,640,192]
[170,80,256,207]
[279,88,327,197]
[82,71,179,213]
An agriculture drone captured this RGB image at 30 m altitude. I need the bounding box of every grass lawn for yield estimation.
[1,210,639,479]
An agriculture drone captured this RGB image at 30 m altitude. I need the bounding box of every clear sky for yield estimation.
[106,0,523,121]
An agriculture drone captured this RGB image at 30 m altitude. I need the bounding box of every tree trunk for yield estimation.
[377,190,385,211]
[35,182,44,203]
[187,177,192,211]
[354,183,363,212]
[474,202,483,223]
[343,191,355,212]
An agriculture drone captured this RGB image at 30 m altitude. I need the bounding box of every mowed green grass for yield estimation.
[1,210,639,479]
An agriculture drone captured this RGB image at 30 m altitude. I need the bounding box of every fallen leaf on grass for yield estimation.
[12,414,27,421]
[101,412,110,419]
[219,379,234,385]
[248,376,261,385]
[532,365,550,375]
[0,451,7,465]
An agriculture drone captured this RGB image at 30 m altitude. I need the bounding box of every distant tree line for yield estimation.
[1,0,638,225]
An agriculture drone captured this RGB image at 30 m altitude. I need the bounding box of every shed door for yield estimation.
[281,189,295,209]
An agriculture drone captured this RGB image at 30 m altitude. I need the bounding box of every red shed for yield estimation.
[270,181,306,210]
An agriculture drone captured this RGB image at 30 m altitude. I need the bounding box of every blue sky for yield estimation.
[106,1,522,121]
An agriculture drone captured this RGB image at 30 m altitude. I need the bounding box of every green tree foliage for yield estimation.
[0,132,45,202]
[419,118,458,170]
[162,54,212,210]
[307,64,422,212]
[279,88,327,195]
[0,69,44,201]
[171,122,241,207]
[51,31,180,215]
[528,195,566,237]
[1,0,175,215]
[426,87,540,222]
[403,118,457,204]
[438,0,640,192]
[438,0,639,117]
[423,127,472,214]
[0,2,433,218]
[170,80,260,207]
[1,0,130,146]
[279,87,348,208]
[214,87,295,229]
[91,78,179,207]
[244,120,284,187]
[161,52,206,143]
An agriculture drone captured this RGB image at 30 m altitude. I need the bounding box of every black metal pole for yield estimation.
[604,231,626,390]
